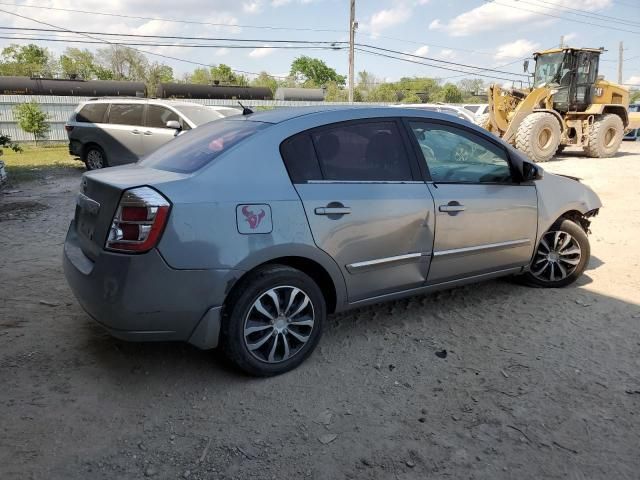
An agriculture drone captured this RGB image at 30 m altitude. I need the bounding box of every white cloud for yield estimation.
[626,75,640,85]
[439,49,456,59]
[271,0,291,5]
[415,0,430,4]
[428,19,441,30]
[433,0,612,36]
[249,46,275,58]
[414,45,429,57]
[243,1,263,14]
[369,6,412,34]
[495,39,541,60]
[215,48,229,57]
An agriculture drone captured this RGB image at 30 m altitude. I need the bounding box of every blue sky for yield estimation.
[0,0,638,86]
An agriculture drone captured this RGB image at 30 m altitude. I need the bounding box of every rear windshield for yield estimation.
[139,119,267,173]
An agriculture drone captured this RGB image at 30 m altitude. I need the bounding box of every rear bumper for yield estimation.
[63,221,242,349]
[69,140,83,158]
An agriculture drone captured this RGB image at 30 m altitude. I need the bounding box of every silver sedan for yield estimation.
[63,106,601,376]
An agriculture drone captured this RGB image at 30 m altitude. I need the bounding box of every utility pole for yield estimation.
[618,41,623,85]
[348,0,356,103]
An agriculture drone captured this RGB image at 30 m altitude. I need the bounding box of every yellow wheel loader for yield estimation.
[478,47,640,162]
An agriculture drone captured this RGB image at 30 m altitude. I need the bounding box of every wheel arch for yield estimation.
[602,106,628,127]
[226,247,348,315]
[81,141,105,160]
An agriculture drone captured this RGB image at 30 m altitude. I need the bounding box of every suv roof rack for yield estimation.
[87,96,148,101]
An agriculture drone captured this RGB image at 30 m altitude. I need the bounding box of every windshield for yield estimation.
[534,52,566,87]
[139,119,268,173]
[173,105,233,126]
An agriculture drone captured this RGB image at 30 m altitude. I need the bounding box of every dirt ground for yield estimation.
[1,143,639,480]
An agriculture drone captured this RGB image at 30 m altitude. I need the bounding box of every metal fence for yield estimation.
[0,95,394,143]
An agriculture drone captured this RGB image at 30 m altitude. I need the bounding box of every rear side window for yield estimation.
[76,103,108,123]
[146,105,180,129]
[139,120,268,173]
[280,133,322,183]
[108,104,144,126]
[310,121,413,181]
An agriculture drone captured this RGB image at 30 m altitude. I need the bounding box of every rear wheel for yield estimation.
[221,265,325,376]
[583,113,624,158]
[84,145,108,170]
[516,112,561,163]
[522,219,590,288]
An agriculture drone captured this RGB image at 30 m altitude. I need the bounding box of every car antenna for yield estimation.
[238,101,253,115]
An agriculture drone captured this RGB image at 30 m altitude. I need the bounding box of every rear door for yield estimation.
[101,103,145,164]
[405,120,538,284]
[142,105,184,155]
[282,119,435,302]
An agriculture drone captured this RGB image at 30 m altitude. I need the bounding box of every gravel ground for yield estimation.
[1,143,639,480]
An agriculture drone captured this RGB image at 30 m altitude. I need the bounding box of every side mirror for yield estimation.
[523,59,529,73]
[522,161,543,181]
[166,120,181,130]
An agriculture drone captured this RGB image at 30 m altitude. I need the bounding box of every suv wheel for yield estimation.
[84,146,108,170]
[221,265,325,376]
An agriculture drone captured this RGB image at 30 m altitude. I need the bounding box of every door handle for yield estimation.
[439,202,466,213]
[315,206,351,215]
[131,130,141,135]
[143,131,153,135]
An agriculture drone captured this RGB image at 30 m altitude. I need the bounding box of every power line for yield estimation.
[0,7,296,79]
[354,47,526,83]
[358,43,528,77]
[487,0,640,35]
[0,26,346,45]
[0,1,346,33]
[522,0,640,28]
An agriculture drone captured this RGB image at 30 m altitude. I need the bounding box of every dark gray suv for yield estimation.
[64,106,601,376]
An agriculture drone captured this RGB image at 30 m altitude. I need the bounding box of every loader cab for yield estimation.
[532,48,601,113]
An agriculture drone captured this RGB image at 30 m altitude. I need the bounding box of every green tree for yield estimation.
[145,63,174,95]
[187,67,212,84]
[97,46,148,81]
[290,56,346,87]
[0,44,56,77]
[14,101,49,145]
[60,48,99,80]
[631,90,640,103]
[438,83,463,103]
[251,71,278,94]
[400,92,422,103]
[367,83,399,102]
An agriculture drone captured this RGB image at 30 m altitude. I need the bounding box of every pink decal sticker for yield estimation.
[242,205,266,229]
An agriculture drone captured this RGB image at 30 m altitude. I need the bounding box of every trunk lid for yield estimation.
[73,165,187,260]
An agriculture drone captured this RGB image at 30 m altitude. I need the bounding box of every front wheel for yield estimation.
[221,265,325,376]
[522,219,590,287]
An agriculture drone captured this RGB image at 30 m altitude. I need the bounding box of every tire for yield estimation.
[221,265,326,376]
[555,144,565,155]
[522,219,590,288]
[583,113,624,158]
[84,145,108,170]
[515,112,561,163]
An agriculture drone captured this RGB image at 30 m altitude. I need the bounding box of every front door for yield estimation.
[282,119,435,301]
[405,120,538,284]
[142,105,183,156]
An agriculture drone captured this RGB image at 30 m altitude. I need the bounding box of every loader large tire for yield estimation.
[583,113,624,158]
[515,112,561,163]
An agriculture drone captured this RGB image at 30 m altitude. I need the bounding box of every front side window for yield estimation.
[108,104,144,126]
[310,121,413,181]
[408,122,512,184]
[534,52,566,87]
[146,105,180,129]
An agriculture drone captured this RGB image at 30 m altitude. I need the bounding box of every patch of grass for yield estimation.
[2,144,84,183]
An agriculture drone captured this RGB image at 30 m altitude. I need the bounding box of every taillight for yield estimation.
[105,186,170,253]
[64,125,74,132]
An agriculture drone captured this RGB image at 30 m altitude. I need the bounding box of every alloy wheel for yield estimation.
[530,230,582,282]
[243,286,315,363]
[86,149,104,169]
